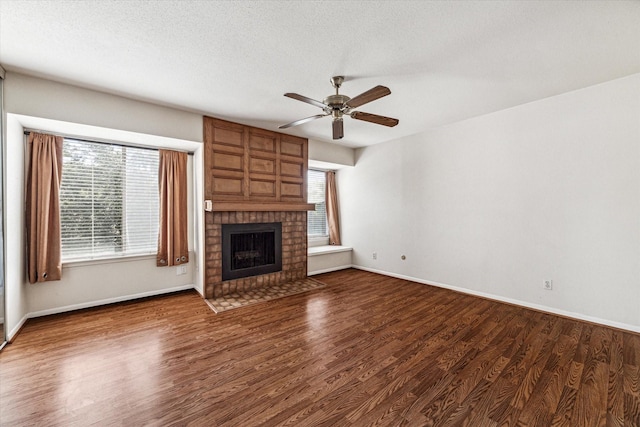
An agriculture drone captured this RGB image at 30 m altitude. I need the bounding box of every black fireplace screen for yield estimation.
[221,222,282,281]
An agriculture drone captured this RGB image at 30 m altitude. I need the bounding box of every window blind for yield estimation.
[60,139,159,261]
[307,169,327,237]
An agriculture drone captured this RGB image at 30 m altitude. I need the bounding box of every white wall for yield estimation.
[308,138,355,170]
[5,73,202,142]
[339,73,640,332]
[0,70,4,327]
[4,116,28,339]
[3,73,204,340]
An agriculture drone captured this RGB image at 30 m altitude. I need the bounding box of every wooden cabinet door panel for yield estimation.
[212,175,244,197]
[250,179,277,198]
[249,156,276,175]
[280,181,304,199]
[248,131,277,153]
[280,160,303,178]
[280,139,304,158]
[214,127,244,147]
[212,151,244,172]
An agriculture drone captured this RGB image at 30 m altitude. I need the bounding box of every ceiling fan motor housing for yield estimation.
[323,94,351,115]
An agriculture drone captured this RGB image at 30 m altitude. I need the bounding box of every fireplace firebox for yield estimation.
[221,222,282,281]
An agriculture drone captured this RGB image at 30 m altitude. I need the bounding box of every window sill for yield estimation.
[62,253,157,268]
[307,245,353,257]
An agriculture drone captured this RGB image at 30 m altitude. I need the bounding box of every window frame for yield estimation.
[58,137,160,264]
[307,168,329,246]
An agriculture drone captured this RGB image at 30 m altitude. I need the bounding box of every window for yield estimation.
[307,169,327,237]
[60,139,159,261]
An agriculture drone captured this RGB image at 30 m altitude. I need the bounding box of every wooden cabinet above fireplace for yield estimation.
[204,117,315,212]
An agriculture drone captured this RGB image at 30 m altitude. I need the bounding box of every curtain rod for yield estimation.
[24,129,193,155]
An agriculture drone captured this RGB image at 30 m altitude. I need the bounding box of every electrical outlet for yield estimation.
[176,265,188,276]
[372,252,377,260]
[543,279,553,290]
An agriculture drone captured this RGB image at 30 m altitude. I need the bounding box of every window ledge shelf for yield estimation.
[63,253,157,268]
[307,245,353,257]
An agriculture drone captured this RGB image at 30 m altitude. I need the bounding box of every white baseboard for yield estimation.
[308,264,353,276]
[6,285,197,342]
[7,314,29,342]
[28,284,196,319]
[353,266,640,334]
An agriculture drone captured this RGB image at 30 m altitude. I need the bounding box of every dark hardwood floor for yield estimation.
[1,269,639,426]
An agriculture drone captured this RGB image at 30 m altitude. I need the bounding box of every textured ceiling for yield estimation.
[1,1,639,148]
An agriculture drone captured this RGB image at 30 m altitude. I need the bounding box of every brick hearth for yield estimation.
[204,211,307,299]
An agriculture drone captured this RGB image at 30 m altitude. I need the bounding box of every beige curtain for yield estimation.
[26,132,63,283]
[326,170,341,246]
[157,150,189,267]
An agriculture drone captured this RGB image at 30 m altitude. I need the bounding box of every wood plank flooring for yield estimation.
[1,269,639,426]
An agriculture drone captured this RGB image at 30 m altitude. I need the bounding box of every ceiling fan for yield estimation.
[279,76,399,140]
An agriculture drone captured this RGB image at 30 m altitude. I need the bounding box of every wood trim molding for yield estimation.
[210,201,315,212]
[203,116,309,206]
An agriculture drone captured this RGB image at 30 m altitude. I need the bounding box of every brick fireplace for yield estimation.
[203,117,314,299]
[204,211,307,299]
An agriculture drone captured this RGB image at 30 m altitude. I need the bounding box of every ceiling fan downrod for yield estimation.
[324,76,351,113]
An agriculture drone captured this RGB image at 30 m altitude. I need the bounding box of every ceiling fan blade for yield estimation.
[350,111,399,127]
[279,114,328,129]
[345,85,391,109]
[332,119,344,140]
[284,93,328,109]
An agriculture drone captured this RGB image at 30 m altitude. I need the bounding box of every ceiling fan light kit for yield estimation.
[280,76,399,140]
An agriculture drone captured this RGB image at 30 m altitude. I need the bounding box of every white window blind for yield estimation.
[60,139,159,261]
[307,169,327,237]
